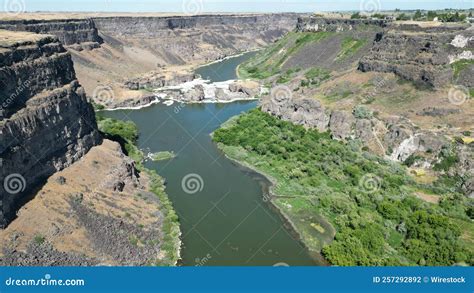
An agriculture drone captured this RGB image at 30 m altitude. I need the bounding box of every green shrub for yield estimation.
[214,109,472,266]
[353,105,373,119]
[34,234,45,245]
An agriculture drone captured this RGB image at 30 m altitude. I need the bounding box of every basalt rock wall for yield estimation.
[0,32,100,227]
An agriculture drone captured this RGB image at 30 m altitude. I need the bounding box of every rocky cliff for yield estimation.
[0,18,103,48]
[294,17,473,88]
[0,30,101,227]
[296,16,388,32]
[359,22,473,88]
[0,140,180,266]
[258,17,473,198]
[91,14,302,71]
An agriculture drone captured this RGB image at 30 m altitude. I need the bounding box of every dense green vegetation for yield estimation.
[147,169,181,265]
[422,10,467,22]
[97,115,144,164]
[214,109,474,266]
[238,32,332,79]
[97,115,180,266]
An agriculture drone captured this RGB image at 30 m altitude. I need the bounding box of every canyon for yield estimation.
[0,13,303,266]
[0,12,473,266]
[254,16,473,198]
[1,13,302,108]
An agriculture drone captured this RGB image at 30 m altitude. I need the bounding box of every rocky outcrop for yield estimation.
[296,17,388,32]
[0,18,103,48]
[359,23,473,88]
[0,140,180,266]
[182,84,206,102]
[388,133,447,162]
[295,17,473,88]
[94,14,301,32]
[0,31,100,228]
[261,97,330,132]
[125,72,197,90]
[92,14,302,65]
[0,14,303,107]
[155,79,260,103]
[228,80,260,97]
[261,95,450,164]
[329,111,355,140]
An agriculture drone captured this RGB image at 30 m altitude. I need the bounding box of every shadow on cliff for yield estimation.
[2,180,47,229]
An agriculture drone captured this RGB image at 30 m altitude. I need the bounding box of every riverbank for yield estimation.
[195,49,261,68]
[101,100,318,265]
[97,116,182,266]
[98,51,262,111]
[212,115,335,259]
[219,146,331,264]
[212,108,474,266]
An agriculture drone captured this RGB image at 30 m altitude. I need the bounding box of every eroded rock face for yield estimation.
[0,32,100,227]
[0,19,103,47]
[260,96,450,165]
[0,140,179,266]
[229,81,260,97]
[93,14,302,65]
[359,23,473,88]
[261,97,330,132]
[296,17,388,32]
[183,84,206,102]
[125,73,197,91]
[329,111,355,140]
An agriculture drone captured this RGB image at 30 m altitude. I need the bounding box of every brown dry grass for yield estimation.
[0,140,161,264]
[0,29,50,46]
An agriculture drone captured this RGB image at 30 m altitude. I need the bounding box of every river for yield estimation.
[101,52,319,266]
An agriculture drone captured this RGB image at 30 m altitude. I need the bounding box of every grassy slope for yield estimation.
[238,31,333,79]
[336,37,368,60]
[97,115,181,266]
[213,109,474,266]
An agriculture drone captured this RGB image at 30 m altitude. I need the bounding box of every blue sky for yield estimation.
[1,0,472,13]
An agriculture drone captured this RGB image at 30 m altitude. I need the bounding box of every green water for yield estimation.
[102,54,320,266]
[195,51,257,82]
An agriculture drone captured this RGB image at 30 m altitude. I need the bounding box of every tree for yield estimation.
[397,13,410,21]
[427,11,438,21]
[413,10,423,20]
[351,12,361,19]
[467,206,474,220]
